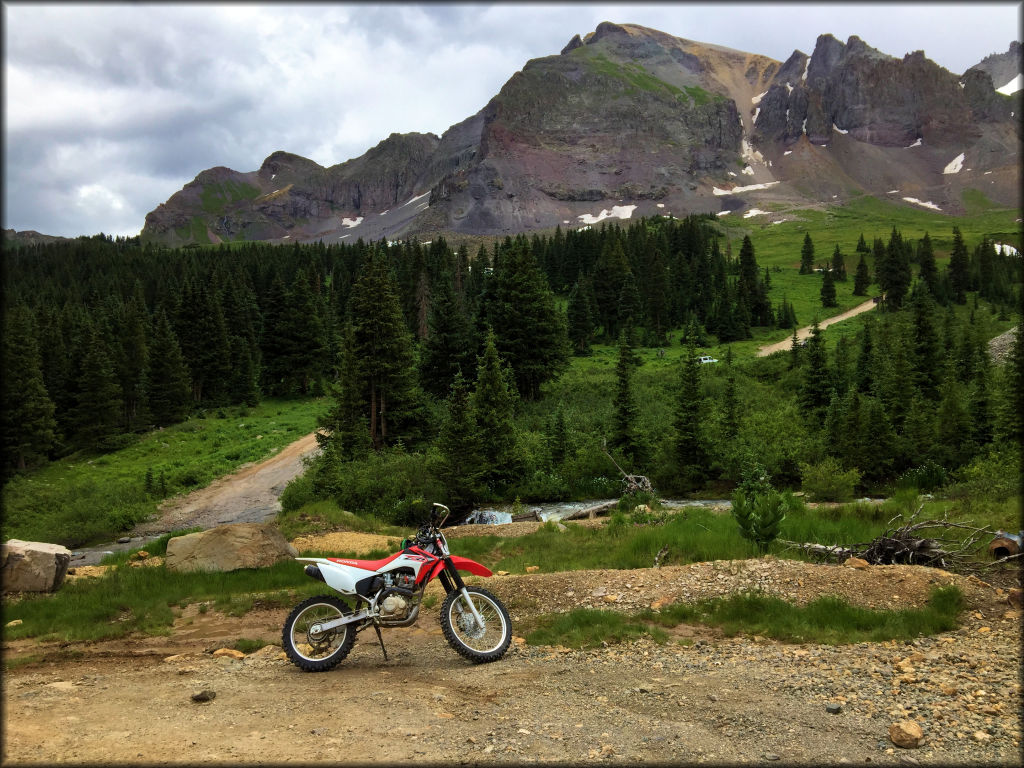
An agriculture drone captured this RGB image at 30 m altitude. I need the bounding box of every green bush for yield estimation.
[308,448,446,526]
[513,469,571,502]
[280,472,316,513]
[944,447,1021,502]
[800,458,861,502]
[893,460,948,493]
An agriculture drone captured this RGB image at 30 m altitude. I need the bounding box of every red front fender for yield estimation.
[449,555,492,577]
[422,555,493,584]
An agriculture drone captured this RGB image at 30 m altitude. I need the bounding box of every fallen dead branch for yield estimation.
[602,442,654,495]
[780,504,1004,572]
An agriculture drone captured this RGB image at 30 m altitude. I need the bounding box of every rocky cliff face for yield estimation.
[965,41,1022,93]
[752,34,1010,149]
[141,23,1021,246]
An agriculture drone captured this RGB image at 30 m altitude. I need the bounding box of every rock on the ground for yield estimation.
[1,539,72,593]
[889,720,924,748]
[165,523,298,573]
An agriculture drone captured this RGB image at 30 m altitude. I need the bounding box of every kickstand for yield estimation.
[372,623,388,661]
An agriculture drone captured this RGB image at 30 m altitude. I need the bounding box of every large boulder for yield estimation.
[164,523,298,573]
[2,539,72,593]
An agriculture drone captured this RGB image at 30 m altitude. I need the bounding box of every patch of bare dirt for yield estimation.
[4,533,1020,765]
[132,432,320,536]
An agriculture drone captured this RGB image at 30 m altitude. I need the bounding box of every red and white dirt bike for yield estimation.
[282,503,511,671]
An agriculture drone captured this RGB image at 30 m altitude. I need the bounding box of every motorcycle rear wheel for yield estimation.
[440,586,511,663]
[282,595,357,672]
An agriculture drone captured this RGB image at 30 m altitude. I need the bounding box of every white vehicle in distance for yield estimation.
[696,355,718,364]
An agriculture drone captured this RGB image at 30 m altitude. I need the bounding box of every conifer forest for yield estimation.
[3,214,1022,529]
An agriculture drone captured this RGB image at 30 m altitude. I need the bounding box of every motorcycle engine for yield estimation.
[380,594,409,618]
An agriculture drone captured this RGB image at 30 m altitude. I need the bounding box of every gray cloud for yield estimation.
[3,2,1019,237]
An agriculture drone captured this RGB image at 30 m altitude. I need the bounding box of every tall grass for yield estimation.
[2,399,323,547]
[647,585,963,644]
[524,586,963,648]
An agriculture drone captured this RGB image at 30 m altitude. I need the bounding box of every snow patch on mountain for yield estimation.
[943,153,965,174]
[341,217,363,228]
[997,73,1023,95]
[902,197,941,210]
[713,181,780,195]
[743,208,768,218]
[905,138,922,148]
[577,205,637,225]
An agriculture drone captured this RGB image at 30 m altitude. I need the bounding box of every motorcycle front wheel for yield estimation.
[282,595,357,672]
[440,586,511,663]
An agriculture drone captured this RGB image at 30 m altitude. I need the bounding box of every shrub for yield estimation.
[800,458,861,502]
[893,460,948,493]
[732,490,796,552]
[944,447,1021,502]
[315,448,446,526]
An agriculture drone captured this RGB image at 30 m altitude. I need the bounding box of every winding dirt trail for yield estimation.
[131,431,321,536]
[757,299,878,357]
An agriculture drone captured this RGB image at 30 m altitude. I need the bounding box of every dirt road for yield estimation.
[757,299,878,357]
[4,546,1020,765]
[132,432,321,536]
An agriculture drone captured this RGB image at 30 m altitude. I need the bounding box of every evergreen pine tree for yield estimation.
[176,279,231,404]
[420,272,474,398]
[347,247,425,450]
[548,403,570,469]
[484,239,569,399]
[798,321,832,425]
[70,324,124,451]
[879,228,912,310]
[854,318,876,393]
[721,348,740,440]
[673,335,707,491]
[935,372,973,468]
[471,331,525,490]
[1,305,57,473]
[610,332,645,466]
[909,283,941,399]
[144,309,192,427]
[853,252,872,296]
[820,267,838,307]
[799,233,815,274]
[833,334,852,396]
[917,232,938,298]
[831,244,847,281]
[855,233,868,254]
[948,226,970,304]
[617,271,643,344]
[591,237,632,339]
[566,275,596,356]
[992,318,1024,446]
[318,321,371,461]
[434,372,487,514]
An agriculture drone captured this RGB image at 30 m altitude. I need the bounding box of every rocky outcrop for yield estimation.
[142,23,1020,245]
[965,41,1022,93]
[164,523,298,573]
[2,539,72,593]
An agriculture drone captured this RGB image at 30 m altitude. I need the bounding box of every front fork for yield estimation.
[439,560,486,629]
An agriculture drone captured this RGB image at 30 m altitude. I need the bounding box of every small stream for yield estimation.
[464,498,732,525]
[70,498,733,567]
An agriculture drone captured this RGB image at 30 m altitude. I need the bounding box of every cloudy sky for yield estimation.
[3,2,1020,238]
